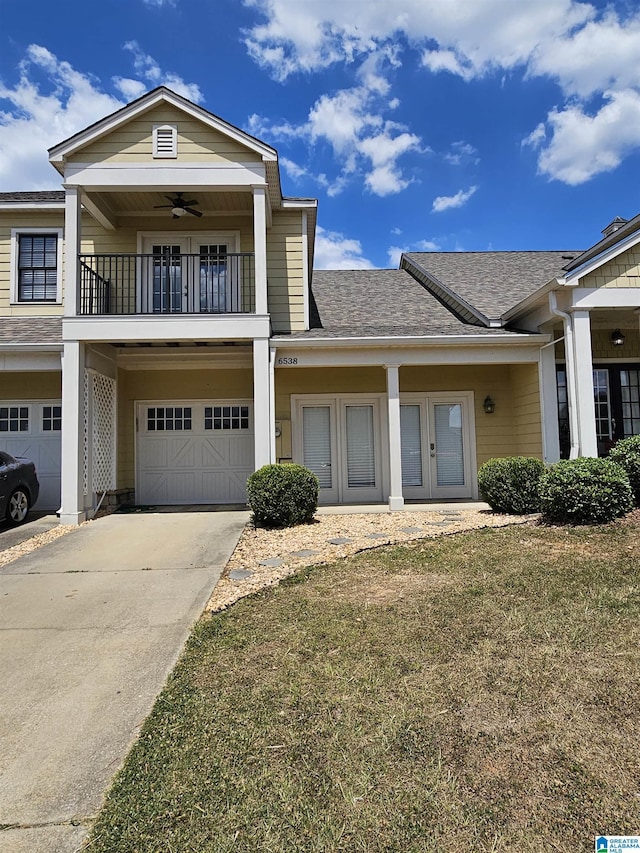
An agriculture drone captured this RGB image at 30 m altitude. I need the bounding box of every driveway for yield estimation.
[0,509,248,853]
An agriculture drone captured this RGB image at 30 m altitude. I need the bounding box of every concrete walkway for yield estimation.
[0,509,248,853]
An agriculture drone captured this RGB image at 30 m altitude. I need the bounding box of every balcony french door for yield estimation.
[141,234,235,314]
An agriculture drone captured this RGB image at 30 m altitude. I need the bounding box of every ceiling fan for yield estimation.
[154,192,203,218]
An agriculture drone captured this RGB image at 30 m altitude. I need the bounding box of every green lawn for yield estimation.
[86,521,640,852]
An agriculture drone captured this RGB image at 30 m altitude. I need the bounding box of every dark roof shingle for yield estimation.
[0,317,62,345]
[272,269,536,340]
[403,251,583,318]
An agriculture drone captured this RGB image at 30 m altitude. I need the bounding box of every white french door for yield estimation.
[296,398,384,503]
[400,394,474,500]
[140,233,237,313]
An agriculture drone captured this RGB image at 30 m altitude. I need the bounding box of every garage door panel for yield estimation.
[137,401,254,505]
[0,402,62,511]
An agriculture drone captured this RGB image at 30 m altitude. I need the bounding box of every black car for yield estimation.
[0,451,39,526]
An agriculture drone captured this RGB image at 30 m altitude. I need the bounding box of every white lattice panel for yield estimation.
[83,371,89,496]
[91,372,117,493]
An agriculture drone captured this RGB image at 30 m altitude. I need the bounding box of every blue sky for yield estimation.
[1,0,640,268]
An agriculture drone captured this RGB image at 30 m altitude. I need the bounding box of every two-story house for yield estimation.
[1,86,639,524]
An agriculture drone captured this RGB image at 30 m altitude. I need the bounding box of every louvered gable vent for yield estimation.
[153,124,177,158]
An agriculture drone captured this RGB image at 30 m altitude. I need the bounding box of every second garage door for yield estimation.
[136,401,254,505]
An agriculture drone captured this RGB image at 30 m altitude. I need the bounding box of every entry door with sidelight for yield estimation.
[297,398,383,503]
[400,395,473,499]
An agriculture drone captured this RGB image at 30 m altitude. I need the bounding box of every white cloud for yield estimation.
[432,186,477,212]
[314,226,375,269]
[444,141,479,166]
[243,0,594,80]
[0,44,203,190]
[251,56,421,197]
[530,91,640,185]
[122,42,203,102]
[142,0,177,5]
[243,1,640,184]
[387,238,440,267]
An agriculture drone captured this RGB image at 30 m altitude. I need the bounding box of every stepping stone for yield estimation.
[328,537,352,545]
[401,526,422,533]
[439,510,461,516]
[258,558,284,567]
[291,549,320,557]
[366,532,389,539]
[430,521,453,526]
[229,569,253,580]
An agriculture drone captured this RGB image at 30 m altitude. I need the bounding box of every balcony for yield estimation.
[78,252,255,316]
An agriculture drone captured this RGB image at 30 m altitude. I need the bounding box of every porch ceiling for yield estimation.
[88,189,254,218]
[589,308,640,329]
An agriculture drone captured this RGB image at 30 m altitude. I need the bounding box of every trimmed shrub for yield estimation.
[609,435,640,506]
[247,463,319,528]
[538,457,633,524]
[477,456,545,514]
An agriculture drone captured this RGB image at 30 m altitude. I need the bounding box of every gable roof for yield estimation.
[562,211,640,277]
[401,251,582,324]
[273,269,537,340]
[48,86,278,169]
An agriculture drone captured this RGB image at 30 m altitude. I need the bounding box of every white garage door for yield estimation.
[0,401,62,511]
[136,401,254,505]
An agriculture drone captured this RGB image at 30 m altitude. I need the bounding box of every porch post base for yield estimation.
[388,496,405,511]
[58,511,87,526]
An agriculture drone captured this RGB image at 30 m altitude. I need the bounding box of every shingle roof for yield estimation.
[0,191,64,203]
[403,251,583,319]
[0,317,63,344]
[272,269,535,340]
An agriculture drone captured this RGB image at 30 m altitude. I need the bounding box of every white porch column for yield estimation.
[385,364,404,510]
[64,187,82,317]
[572,309,598,457]
[252,186,268,316]
[253,338,271,470]
[538,343,560,464]
[59,340,86,524]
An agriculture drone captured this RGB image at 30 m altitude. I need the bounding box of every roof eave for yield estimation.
[273,333,549,348]
[48,86,278,166]
[501,278,559,323]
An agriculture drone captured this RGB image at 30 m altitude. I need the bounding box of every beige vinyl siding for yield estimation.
[116,367,253,489]
[0,372,61,399]
[268,210,305,333]
[67,104,262,166]
[509,363,543,458]
[581,247,640,288]
[591,328,640,359]
[274,363,543,464]
[0,212,65,315]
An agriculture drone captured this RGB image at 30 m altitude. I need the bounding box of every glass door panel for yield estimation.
[198,243,228,312]
[429,400,471,498]
[620,369,640,436]
[301,405,337,503]
[400,404,429,499]
[343,404,382,502]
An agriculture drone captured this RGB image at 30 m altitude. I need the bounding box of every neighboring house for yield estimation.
[1,87,639,523]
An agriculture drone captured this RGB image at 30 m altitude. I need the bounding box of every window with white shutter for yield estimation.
[153,124,177,158]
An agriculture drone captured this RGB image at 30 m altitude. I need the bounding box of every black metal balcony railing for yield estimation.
[78,253,255,315]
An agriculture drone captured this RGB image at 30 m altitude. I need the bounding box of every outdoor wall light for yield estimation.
[611,329,625,346]
[483,395,495,414]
